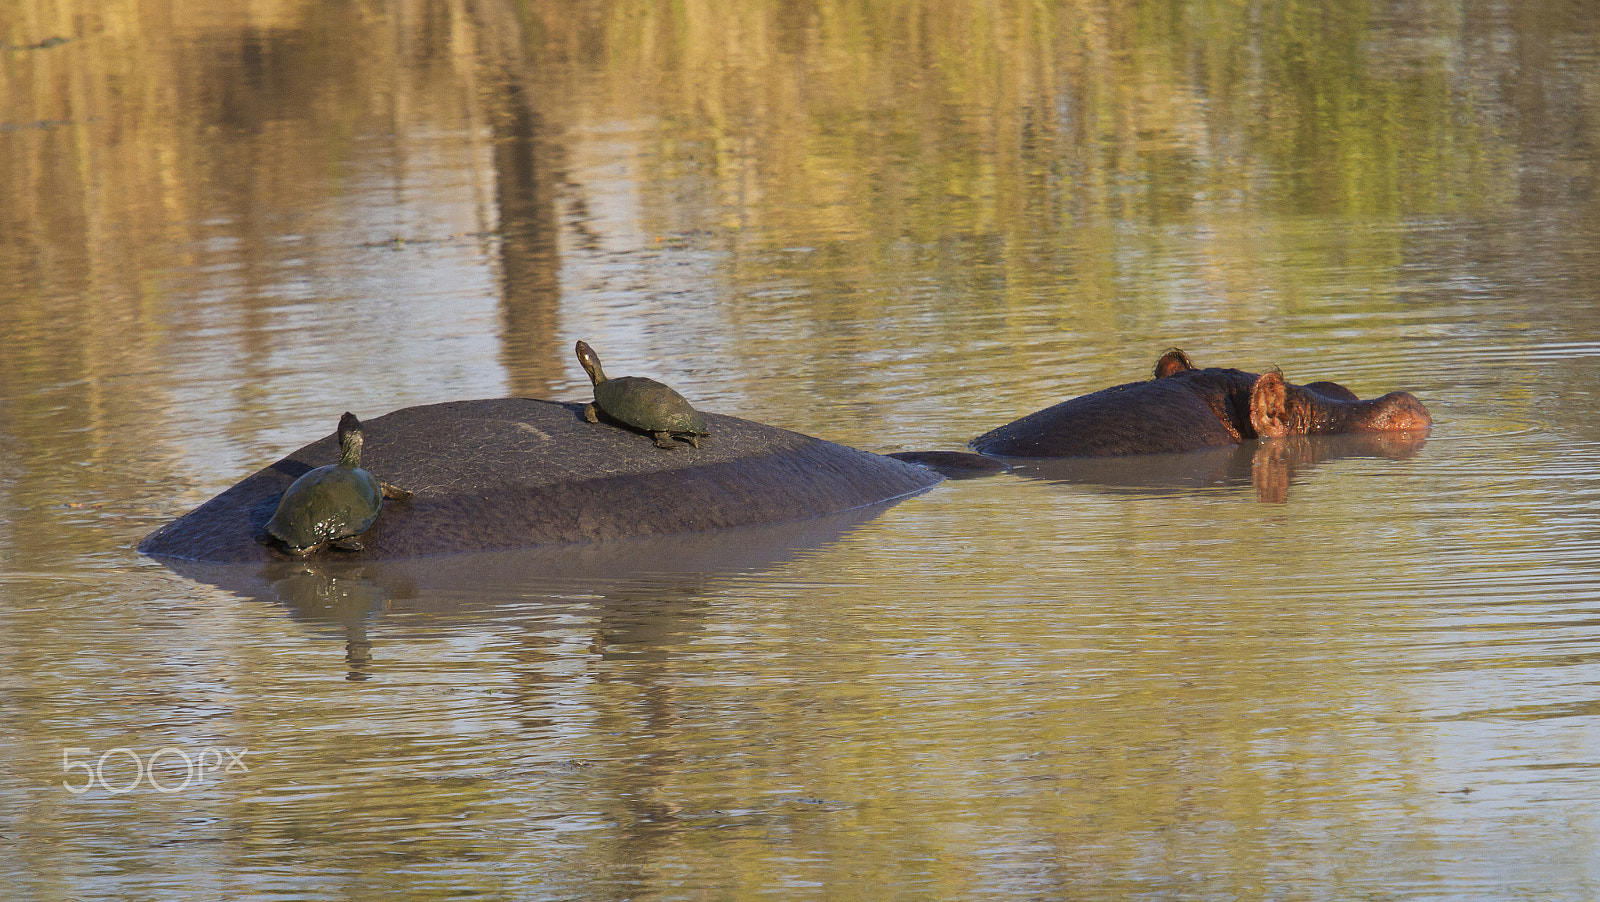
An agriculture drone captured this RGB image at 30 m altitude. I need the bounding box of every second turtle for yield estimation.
[575,340,710,449]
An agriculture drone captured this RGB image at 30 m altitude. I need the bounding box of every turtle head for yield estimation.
[575,340,607,386]
[337,412,364,468]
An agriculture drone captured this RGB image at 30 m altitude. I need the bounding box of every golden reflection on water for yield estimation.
[2,0,1600,899]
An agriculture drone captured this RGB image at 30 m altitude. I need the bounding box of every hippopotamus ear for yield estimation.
[1153,349,1195,379]
[1249,370,1293,438]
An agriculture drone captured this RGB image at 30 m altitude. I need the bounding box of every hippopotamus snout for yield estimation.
[1248,371,1433,439]
[1362,391,1433,432]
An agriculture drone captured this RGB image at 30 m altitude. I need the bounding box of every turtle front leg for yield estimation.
[330,537,366,553]
[684,434,700,449]
[652,431,679,449]
[583,403,600,424]
[380,481,412,500]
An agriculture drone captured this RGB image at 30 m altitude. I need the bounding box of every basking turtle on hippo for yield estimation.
[576,340,709,449]
[266,412,411,554]
[972,349,1432,458]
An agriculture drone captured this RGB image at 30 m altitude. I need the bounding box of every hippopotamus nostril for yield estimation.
[1367,392,1434,432]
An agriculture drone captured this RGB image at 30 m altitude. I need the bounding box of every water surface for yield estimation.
[2,1,1599,899]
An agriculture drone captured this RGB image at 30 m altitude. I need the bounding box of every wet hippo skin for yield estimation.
[886,450,1012,479]
[971,349,1433,458]
[139,398,943,563]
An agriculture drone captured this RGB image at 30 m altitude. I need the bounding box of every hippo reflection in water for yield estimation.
[972,349,1432,458]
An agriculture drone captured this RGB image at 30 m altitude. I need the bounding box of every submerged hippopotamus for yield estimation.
[138,398,943,564]
[972,349,1432,458]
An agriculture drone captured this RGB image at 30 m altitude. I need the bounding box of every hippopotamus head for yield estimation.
[1248,370,1433,438]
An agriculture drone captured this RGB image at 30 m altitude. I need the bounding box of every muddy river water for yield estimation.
[2,1,1599,899]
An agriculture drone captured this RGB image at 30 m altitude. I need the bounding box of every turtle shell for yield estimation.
[595,376,708,437]
[266,463,384,552]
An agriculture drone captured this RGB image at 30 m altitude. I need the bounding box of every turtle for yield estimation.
[265,412,411,554]
[575,340,709,449]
